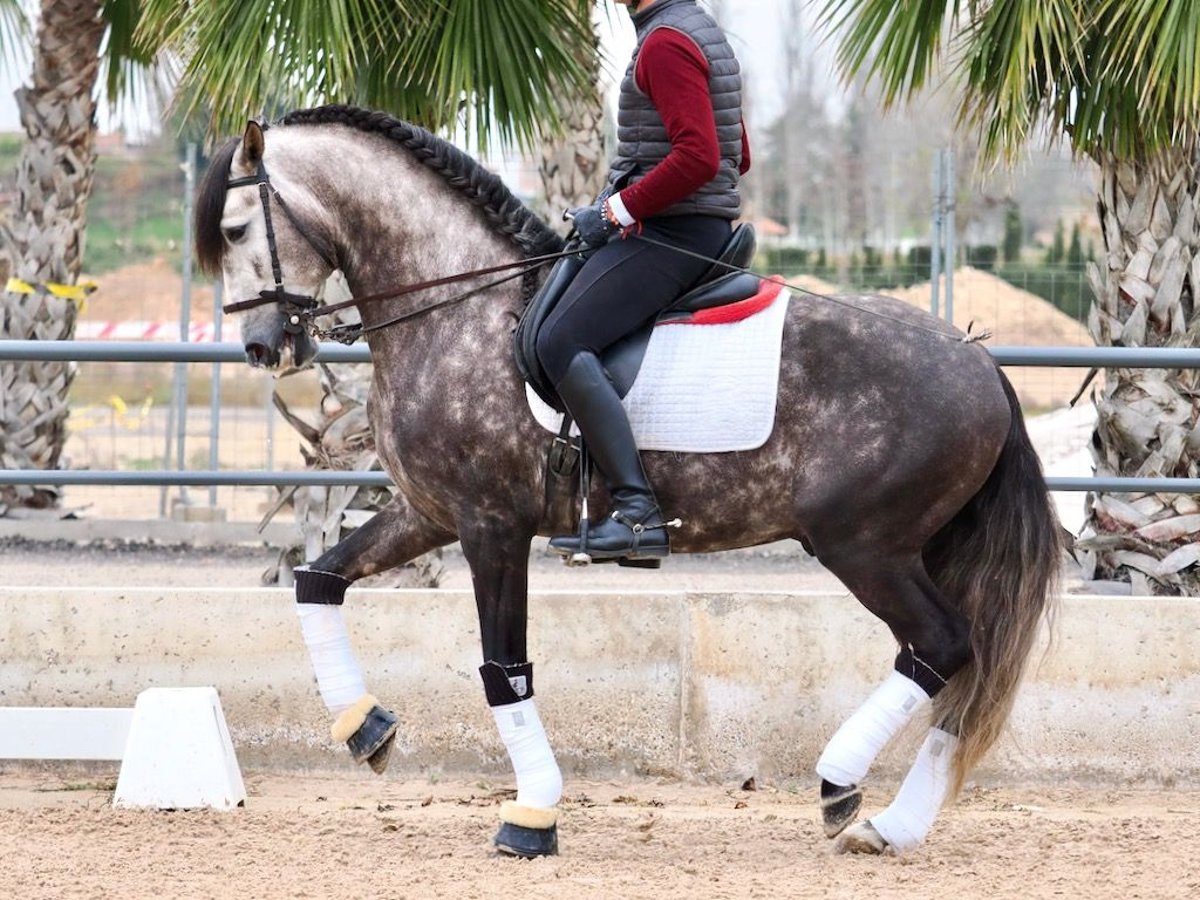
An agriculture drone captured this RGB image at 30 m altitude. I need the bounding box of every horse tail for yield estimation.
[923,368,1064,794]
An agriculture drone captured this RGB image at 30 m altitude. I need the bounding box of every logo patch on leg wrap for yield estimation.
[479,660,535,707]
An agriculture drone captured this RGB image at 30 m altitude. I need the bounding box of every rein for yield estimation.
[626,230,992,345]
[221,153,987,347]
[221,156,580,337]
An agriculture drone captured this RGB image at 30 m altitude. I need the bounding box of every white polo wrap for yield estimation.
[296,603,367,714]
[816,670,930,786]
[870,727,959,852]
[493,698,562,811]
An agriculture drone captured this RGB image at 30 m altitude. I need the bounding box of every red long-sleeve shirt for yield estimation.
[612,27,751,223]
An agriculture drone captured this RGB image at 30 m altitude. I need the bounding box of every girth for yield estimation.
[514,223,758,411]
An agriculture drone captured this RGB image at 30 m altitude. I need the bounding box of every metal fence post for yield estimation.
[930,151,943,317]
[943,148,956,325]
[208,281,223,508]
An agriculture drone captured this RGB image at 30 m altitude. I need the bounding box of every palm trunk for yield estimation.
[535,29,607,233]
[1078,149,1200,594]
[0,0,106,512]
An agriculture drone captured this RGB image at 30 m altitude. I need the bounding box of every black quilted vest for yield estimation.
[608,0,743,219]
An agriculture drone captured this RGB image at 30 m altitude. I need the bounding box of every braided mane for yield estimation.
[281,105,564,260]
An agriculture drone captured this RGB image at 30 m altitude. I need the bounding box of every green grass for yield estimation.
[83,213,184,274]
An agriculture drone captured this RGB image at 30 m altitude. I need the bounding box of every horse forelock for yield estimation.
[194,138,241,277]
[278,105,564,260]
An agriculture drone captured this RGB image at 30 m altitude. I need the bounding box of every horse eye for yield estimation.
[223,224,248,243]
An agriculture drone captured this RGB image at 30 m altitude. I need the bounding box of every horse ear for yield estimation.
[240,120,265,167]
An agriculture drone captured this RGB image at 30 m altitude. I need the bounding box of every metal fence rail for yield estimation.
[0,340,1195,493]
[4,340,1200,368]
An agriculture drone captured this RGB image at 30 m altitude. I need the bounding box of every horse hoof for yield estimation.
[365,731,397,774]
[494,822,559,858]
[835,821,889,855]
[820,783,862,837]
[494,801,559,858]
[332,698,399,771]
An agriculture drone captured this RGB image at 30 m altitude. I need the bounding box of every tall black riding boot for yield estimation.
[548,353,672,563]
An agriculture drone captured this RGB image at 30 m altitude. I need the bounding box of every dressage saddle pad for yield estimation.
[526,277,790,453]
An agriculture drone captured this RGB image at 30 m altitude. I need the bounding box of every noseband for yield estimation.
[221,158,339,332]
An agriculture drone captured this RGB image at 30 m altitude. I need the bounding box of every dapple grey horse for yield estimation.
[195,105,1060,857]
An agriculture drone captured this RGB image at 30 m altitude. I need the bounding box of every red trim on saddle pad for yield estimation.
[669,276,785,326]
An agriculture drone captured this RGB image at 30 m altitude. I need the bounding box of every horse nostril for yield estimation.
[245,342,270,367]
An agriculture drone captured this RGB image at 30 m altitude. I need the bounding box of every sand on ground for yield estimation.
[0,769,1194,900]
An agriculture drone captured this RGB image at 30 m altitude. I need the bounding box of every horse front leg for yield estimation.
[458,517,562,859]
[292,493,454,773]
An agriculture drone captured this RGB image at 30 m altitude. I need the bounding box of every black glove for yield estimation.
[566,199,619,248]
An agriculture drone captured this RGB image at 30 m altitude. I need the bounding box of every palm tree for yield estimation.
[821,1,1200,594]
[0,0,598,516]
[0,0,147,511]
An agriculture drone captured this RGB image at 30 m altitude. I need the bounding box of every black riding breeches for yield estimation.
[535,214,732,386]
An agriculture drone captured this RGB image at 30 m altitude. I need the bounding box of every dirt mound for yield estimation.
[889,267,1092,410]
[790,266,1091,410]
[888,266,1090,347]
[80,257,216,325]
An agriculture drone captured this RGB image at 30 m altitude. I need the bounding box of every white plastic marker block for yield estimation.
[113,687,247,811]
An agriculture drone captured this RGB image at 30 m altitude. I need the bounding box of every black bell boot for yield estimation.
[548,353,674,564]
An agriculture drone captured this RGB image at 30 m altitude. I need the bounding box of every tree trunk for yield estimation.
[1078,149,1200,594]
[0,0,106,513]
[535,29,607,234]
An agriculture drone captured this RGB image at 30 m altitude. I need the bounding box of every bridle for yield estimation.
[222,158,340,333]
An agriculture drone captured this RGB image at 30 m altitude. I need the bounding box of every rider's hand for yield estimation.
[566,198,620,248]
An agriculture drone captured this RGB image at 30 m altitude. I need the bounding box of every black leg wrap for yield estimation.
[820,778,863,838]
[895,645,953,698]
[295,565,352,605]
[494,821,559,858]
[479,661,534,707]
[346,705,399,773]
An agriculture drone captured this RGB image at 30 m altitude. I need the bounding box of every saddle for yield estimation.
[514,223,759,411]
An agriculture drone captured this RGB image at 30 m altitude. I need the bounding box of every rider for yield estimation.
[538,0,751,563]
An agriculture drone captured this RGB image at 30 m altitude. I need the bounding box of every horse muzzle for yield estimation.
[244,324,318,371]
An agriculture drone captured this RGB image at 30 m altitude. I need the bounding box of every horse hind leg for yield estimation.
[813,549,972,852]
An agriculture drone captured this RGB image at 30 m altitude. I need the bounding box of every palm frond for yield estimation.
[0,0,28,84]
[817,0,963,107]
[138,0,595,151]
[822,0,1200,163]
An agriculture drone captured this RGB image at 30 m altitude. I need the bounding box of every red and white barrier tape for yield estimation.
[75,321,218,342]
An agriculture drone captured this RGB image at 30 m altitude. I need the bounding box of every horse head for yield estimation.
[195,121,333,371]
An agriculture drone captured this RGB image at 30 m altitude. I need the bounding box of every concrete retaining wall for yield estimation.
[2,588,1197,786]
